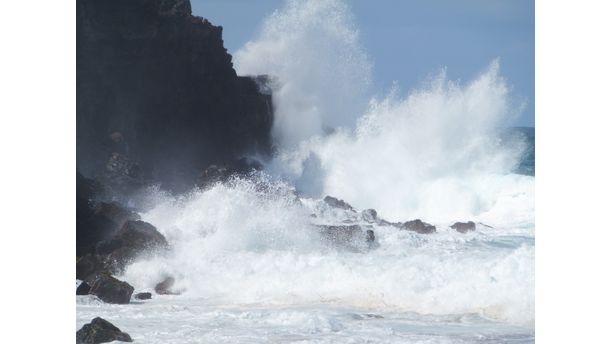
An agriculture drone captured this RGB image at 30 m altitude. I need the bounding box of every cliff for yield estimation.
[77,0,273,191]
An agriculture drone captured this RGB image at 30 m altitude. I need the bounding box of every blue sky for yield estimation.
[192,0,534,127]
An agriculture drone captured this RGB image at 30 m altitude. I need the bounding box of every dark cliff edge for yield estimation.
[77,0,273,192]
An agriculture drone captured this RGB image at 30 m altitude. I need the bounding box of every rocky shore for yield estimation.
[76,1,490,342]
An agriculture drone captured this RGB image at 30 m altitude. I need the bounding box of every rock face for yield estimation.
[76,317,133,343]
[400,219,436,234]
[451,221,476,233]
[89,274,134,304]
[77,0,273,191]
[196,157,263,189]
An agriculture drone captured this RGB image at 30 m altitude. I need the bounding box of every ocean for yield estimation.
[77,1,534,342]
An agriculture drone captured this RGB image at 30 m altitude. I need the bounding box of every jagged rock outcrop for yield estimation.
[77,0,273,192]
[77,317,133,343]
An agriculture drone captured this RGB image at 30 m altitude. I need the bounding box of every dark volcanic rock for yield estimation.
[77,171,144,257]
[451,221,476,233]
[135,292,152,300]
[76,281,91,295]
[77,0,273,191]
[76,317,132,343]
[76,173,110,256]
[155,276,181,295]
[76,254,107,282]
[98,153,147,195]
[400,219,436,234]
[92,202,141,231]
[89,274,134,304]
[155,276,177,295]
[323,196,355,212]
[196,157,263,189]
[361,209,378,223]
[316,224,376,250]
[96,220,169,273]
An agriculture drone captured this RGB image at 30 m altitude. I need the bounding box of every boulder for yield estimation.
[155,276,180,295]
[451,221,476,233]
[89,274,134,304]
[76,281,91,295]
[323,196,355,212]
[76,317,132,343]
[316,225,376,251]
[400,219,436,234]
[134,292,152,300]
[96,220,169,273]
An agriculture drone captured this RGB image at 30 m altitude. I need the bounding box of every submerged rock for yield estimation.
[316,224,376,251]
[76,317,132,343]
[155,276,181,295]
[134,292,152,300]
[451,221,476,233]
[89,274,134,304]
[400,219,436,234]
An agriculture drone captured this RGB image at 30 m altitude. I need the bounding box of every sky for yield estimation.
[191,0,534,127]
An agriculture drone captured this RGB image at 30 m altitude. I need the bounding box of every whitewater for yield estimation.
[77,0,535,342]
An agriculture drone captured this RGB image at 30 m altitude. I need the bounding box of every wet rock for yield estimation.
[366,229,375,243]
[400,219,436,234]
[76,317,132,343]
[76,281,91,295]
[451,221,476,233]
[92,202,140,231]
[98,153,147,196]
[134,292,152,300]
[351,313,384,320]
[96,220,169,273]
[196,158,263,189]
[316,224,376,251]
[155,276,181,295]
[76,254,107,282]
[89,274,134,304]
[76,173,113,256]
[361,209,377,223]
[323,196,355,212]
